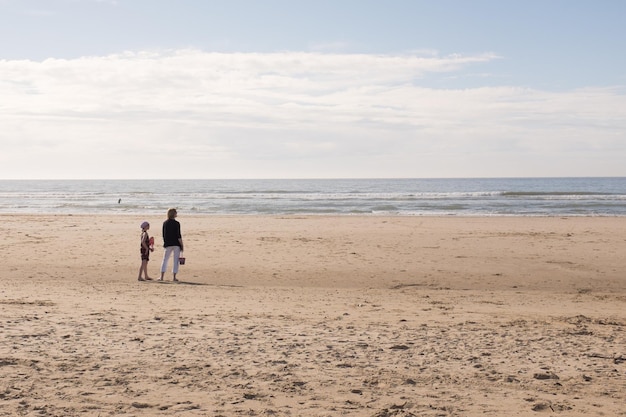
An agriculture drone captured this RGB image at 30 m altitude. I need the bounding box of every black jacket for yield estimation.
[162,219,181,248]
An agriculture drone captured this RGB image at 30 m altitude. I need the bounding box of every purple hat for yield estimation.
[140,221,150,229]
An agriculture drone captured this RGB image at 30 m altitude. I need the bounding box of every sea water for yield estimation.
[0,178,625,216]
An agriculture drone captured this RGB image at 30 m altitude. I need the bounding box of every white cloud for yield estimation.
[0,50,625,178]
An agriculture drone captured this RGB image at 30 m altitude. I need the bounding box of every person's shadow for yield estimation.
[154,280,208,286]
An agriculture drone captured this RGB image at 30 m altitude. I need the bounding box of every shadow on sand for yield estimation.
[151,280,209,286]
[147,280,243,288]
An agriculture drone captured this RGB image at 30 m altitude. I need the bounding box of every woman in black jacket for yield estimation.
[159,208,184,281]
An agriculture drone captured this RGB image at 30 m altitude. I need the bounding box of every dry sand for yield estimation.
[1,214,625,416]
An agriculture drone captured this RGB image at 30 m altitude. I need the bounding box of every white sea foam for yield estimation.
[0,178,624,216]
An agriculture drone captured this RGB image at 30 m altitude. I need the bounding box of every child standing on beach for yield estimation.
[138,221,154,281]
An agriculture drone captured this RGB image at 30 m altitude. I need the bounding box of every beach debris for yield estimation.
[0,359,18,367]
[373,403,416,417]
[531,402,552,412]
[389,344,410,350]
[533,372,559,381]
[531,402,572,412]
[587,353,626,364]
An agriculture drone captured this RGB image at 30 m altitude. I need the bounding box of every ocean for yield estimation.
[0,178,625,216]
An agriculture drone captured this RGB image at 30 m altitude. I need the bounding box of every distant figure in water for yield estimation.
[118,198,122,204]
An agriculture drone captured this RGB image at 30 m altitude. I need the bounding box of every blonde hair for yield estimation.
[167,208,177,219]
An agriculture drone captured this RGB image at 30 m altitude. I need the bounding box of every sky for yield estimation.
[1,0,625,179]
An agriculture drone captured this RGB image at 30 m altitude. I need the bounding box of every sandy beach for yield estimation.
[1,214,625,416]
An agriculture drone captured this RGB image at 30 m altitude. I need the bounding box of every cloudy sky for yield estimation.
[1,0,625,179]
